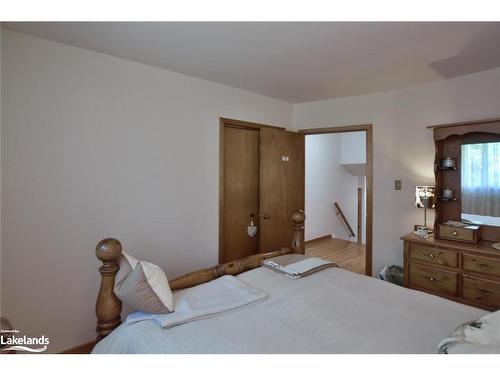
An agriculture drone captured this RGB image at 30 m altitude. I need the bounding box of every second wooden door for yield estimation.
[259,128,305,252]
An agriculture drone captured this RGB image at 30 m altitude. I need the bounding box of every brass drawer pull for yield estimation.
[424,276,439,283]
[423,252,441,260]
[478,263,495,271]
[452,231,458,236]
[477,288,494,297]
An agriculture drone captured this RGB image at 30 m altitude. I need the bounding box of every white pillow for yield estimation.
[438,309,500,353]
[114,252,174,314]
[115,252,139,284]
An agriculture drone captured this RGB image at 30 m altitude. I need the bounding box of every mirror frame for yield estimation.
[429,118,500,242]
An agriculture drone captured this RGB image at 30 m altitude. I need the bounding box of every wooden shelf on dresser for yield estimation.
[402,233,500,311]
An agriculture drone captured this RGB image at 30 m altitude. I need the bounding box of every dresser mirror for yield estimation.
[461,140,500,227]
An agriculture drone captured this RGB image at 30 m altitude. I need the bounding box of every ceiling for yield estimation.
[4,22,500,103]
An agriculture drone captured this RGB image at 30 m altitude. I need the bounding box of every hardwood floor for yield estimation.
[305,236,365,275]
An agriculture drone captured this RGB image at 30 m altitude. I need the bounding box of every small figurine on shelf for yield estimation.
[440,157,457,169]
[441,187,455,201]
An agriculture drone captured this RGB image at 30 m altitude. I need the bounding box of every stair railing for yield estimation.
[334,202,356,238]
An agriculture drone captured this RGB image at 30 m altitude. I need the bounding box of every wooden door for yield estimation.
[221,126,260,262]
[259,128,305,252]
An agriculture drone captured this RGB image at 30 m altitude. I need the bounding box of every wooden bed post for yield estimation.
[291,210,306,254]
[95,238,122,342]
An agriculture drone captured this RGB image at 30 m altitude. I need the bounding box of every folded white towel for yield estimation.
[263,257,336,279]
[125,275,267,328]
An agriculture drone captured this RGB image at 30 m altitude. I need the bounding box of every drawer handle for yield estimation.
[478,263,495,271]
[477,289,494,297]
[423,252,441,260]
[424,276,439,283]
[452,231,458,236]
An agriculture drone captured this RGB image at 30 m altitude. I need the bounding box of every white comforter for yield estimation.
[92,267,486,354]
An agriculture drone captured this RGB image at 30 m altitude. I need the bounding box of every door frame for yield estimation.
[219,118,286,264]
[298,124,374,277]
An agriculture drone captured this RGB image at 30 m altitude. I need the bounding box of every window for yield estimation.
[461,141,500,221]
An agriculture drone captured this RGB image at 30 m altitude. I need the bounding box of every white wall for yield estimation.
[294,66,500,275]
[340,132,366,164]
[305,134,338,241]
[0,30,292,352]
[305,133,364,243]
[339,132,367,244]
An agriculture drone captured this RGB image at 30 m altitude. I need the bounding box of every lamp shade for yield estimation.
[415,186,435,209]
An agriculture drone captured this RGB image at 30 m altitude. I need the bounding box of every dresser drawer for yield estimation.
[463,275,500,308]
[463,254,500,278]
[437,225,477,243]
[409,264,458,296]
[410,244,458,268]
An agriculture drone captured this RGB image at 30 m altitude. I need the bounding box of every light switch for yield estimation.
[395,180,402,190]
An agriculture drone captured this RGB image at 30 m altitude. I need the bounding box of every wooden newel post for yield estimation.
[95,238,122,342]
[291,210,306,254]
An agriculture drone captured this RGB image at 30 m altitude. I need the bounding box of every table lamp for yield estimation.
[415,186,435,230]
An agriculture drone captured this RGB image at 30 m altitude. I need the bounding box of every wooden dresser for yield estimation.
[402,233,500,311]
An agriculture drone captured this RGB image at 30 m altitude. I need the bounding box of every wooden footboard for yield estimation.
[94,210,305,342]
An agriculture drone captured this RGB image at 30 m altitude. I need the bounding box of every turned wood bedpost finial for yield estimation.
[95,238,122,342]
[291,210,306,254]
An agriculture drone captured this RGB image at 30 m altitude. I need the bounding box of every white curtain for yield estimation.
[461,142,500,217]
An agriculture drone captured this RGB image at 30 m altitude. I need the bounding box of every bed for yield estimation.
[92,211,487,354]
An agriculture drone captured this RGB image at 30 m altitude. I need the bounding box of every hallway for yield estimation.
[305,236,366,275]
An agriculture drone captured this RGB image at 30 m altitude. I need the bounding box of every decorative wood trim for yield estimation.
[219,119,225,264]
[95,210,306,342]
[427,117,500,129]
[403,241,410,287]
[298,124,373,135]
[59,341,95,354]
[357,187,362,244]
[365,124,373,276]
[429,117,500,141]
[220,117,286,131]
[298,123,373,276]
[169,247,293,291]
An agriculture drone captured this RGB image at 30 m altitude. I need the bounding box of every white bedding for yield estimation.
[92,266,487,354]
[125,275,267,328]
